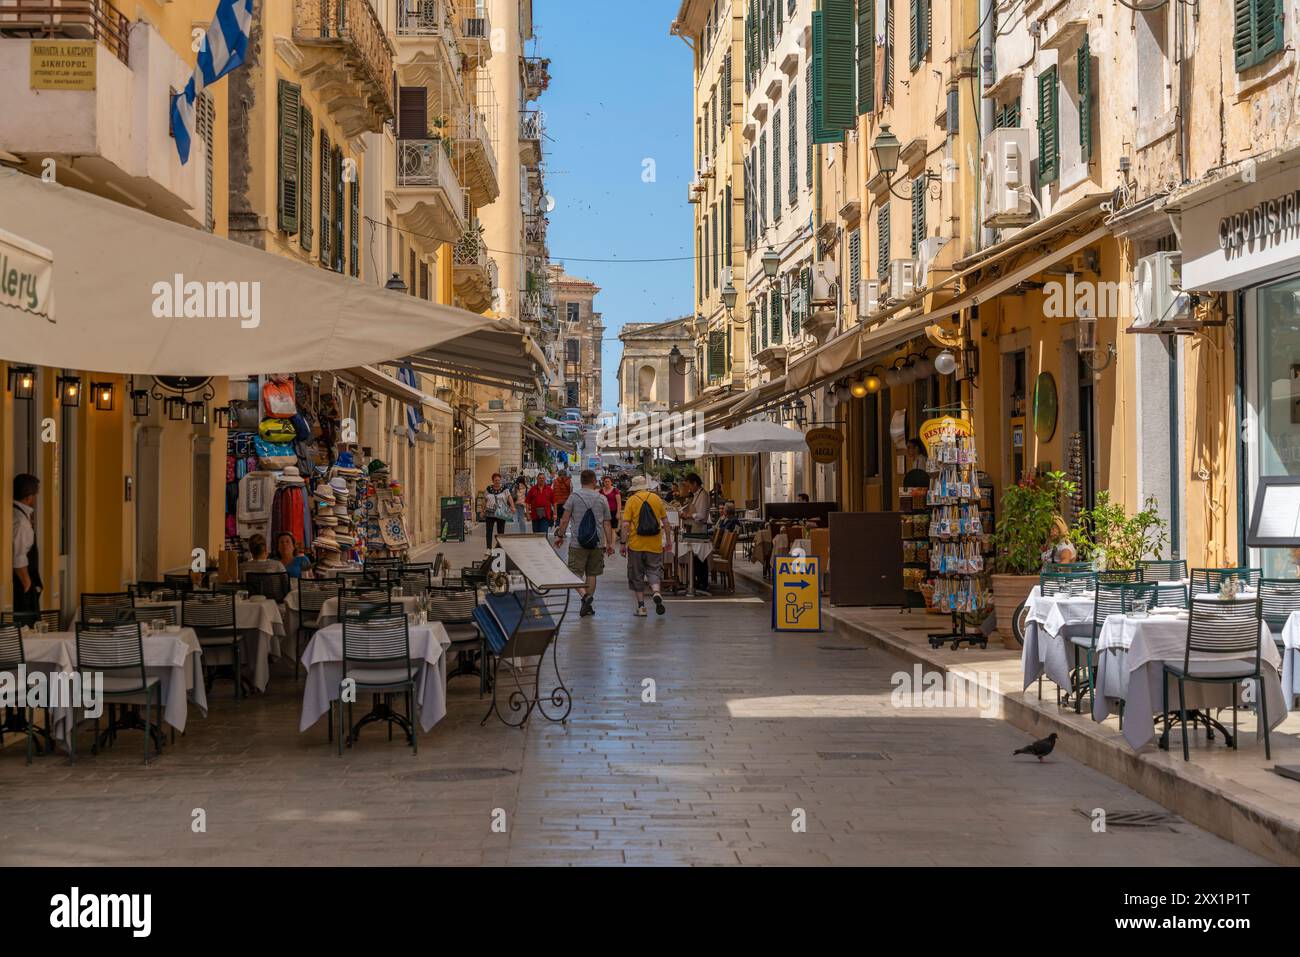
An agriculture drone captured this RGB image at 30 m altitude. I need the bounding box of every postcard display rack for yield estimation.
[925,425,992,649]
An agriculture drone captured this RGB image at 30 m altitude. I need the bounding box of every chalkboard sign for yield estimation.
[440,496,465,542]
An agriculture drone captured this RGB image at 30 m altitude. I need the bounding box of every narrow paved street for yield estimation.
[0,541,1264,866]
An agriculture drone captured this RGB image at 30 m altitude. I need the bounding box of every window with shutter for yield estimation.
[319,130,332,266]
[723,51,732,116]
[1235,0,1285,72]
[300,109,314,253]
[909,0,930,70]
[849,230,861,300]
[1077,36,1093,163]
[198,92,215,232]
[697,228,703,303]
[995,98,1020,128]
[771,282,783,344]
[332,147,344,273]
[746,148,757,250]
[791,267,804,337]
[823,0,856,130]
[759,130,767,231]
[711,205,718,291]
[858,0,875,115]
[811,12,845,145]
[912,177,925,256]
[751,299,759,356]
[805,63,814,185]
[762,293,769,347]
[398,86,427,139]
[877,202,890,281]
[884,0,894,105]
[725,184,733,267]
[1037,66,1059,185]
[772,111,782,224]
[788,86,798,206]
[349,176,360,278]
[775,0,783,36]
[276,80,301,235]
[708,329,725,380]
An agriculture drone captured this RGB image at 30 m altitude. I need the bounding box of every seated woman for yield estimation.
[275,532,313,579]
[240,533,286,579]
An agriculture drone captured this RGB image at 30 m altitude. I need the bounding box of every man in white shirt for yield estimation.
[12,473,41,615]
[683,473,712,596]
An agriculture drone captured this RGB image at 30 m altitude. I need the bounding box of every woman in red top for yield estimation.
[600,475,622,542]
[526,474,555,534]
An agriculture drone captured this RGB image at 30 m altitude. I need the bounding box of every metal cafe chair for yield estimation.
[363,559,403,583]
[0,625,35,763]
[400,569,432,596]
[1047,562,1094,574]
[1190,567,1263,595]
[339,587,395,622]
[132,604,179,627]
[1097,568,1141,584]
[1065,582,1158,715]
[427,585,485,695]
[1154,583,1189,609]
[80,591,136,625]
[183,591,244,701]
[1038,570,1095,597]
[337,612,418,756]
[1138,559,1188,583]
[295,579,342,680]
[1161,596,1270,762]
[1,608,61,632]
[1259,579,1300,660]
[132,581,187,601]
[72,621,163,766]
[163,572,198,592]
[244,571,291,603]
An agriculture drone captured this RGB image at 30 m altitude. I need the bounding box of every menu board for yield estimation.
[497,534,584,589]
[1247,478,1300,547]
[440,496,465,542]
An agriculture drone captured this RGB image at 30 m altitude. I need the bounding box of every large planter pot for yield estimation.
[991,573,1039,647]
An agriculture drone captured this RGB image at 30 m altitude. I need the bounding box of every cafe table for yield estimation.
[1091,607,1287,750]
[21,628,207,750]
[312,594,423,629]
[298,621,451,735]
[1277,611,1300,705]
[1019,585,1098,693]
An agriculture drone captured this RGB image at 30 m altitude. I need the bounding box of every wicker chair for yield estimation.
[709,529,739,593]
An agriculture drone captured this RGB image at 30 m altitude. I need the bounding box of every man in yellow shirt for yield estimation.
[620,474,669,617]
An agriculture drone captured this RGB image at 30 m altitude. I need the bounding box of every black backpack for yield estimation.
[576,497,601,549]
[634,493,661,537]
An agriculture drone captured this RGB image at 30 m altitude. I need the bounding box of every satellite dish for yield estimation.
[544,194,556,213]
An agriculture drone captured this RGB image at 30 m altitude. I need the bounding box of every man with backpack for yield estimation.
[619,474,669,618]
[554,469,614,617]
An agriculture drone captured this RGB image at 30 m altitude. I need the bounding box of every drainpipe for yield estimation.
[979,0,995,250]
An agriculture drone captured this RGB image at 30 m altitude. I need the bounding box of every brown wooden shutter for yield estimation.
[398,86,427,139]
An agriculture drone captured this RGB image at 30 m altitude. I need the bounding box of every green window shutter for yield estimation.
[1077,35,1093,163]
[772,110,782,223]
[849,229,861,299]
[319,130,332,266]
[805,61,814,184]
[877,202,890,281]
[909,0,919,70]
[276,80,301,235]
[1037,66,1059,185]
[751,299,759,355]
[771,282,783,344]
[823,0,856,129]
[725,184,733,267]
[883,0,894,104]
[996,98,1020,129]
[762,293,769,347]
[299,109,314,254]
[775,0,783,35]
[332,147,344,272]
[858,0,875,115]
[696,228,703,303]
[349,176,360,278]
[708,329,725,380]
[911,177,925,256]
[791,266,805,337]
[811,12,846,145]
[1235,0,1284,71]
[788,86,798,206]
[759,130,767,229]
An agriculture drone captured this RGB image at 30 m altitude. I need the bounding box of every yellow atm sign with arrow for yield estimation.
[773,556,821,632]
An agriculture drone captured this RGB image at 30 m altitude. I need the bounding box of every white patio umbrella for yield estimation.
[671,420,808,458]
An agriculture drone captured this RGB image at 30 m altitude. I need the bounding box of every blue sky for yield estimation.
[532,0,694,414]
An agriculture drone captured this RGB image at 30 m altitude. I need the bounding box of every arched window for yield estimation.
[637,365,657,403]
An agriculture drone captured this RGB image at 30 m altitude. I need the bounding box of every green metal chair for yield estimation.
[1190,567,1262,595]
[1047,561,1094,574]
[1259,579,1300,661]
[1039,570,1096,596]
[1161,596,1269,761]
[1097,568,1141,584]
[1154,582,1189,609]
[1138,559,1187,582]
[1066,581,1157,714]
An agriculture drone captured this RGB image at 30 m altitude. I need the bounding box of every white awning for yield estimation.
[0,168,496,375]
[0,226,54,321]
[401,319,547,391]
[341,366,452,414]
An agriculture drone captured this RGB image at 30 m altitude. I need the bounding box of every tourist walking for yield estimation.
[526,472,555,534]
[600,475,622,543]
[484,473,514,549]
[620,474,669,617]
[553,469,615,617]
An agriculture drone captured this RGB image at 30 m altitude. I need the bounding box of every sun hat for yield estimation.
[315,514,339,527]
[314,484,335,501]
[313,530,340,550]
[329,477,350,495]
[628,475,650,492]
[278,465,305,486]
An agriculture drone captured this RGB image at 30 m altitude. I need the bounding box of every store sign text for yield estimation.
[1218,189,1300,256]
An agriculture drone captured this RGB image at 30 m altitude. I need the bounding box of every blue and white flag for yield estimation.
[397,366,424,447]
[171,0,255,164]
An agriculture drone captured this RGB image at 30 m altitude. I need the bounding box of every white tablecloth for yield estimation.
[313,595,422,629]
[22,629,207,749]
[1278,611,1300,704]
[1091,610,1287,750]
[1019,587,1097,691]
[298,622,451,734]
[676,540,714,562]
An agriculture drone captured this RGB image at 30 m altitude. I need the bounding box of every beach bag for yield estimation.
[576,502,600,550]
[262,377,297,418]
[634,493,661,537]
[254,436,296,470]
[259,418,298,444]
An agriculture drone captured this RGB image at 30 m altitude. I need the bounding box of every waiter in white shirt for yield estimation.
[12,473,41,616]
[683,472,712,595]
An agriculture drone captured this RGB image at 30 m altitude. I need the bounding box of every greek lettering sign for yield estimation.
[30,40,96,91]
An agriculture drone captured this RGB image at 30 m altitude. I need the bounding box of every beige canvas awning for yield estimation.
[341,366,452,414]
[0,168,500,376]
[523,422,578,456]
[401,320,547,391]
[786,329,862,391]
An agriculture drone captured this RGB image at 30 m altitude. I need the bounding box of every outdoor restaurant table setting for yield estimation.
[1019,584,1098,691]
[20,627,207,749]
[1090,607,1286,750]
[310,594,422,629]
[1277,611,1300,704]
[298,620,452,735]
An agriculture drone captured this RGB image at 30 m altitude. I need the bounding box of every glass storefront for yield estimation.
[1247,274,1300,576]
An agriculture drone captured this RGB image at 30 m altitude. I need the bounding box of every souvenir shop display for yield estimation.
[924,421,993,650]
[898,485,930,608]
[360,460,411,559]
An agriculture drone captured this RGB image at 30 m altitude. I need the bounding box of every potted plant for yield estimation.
[990,470,1076,640]
[1070,492,1169,570]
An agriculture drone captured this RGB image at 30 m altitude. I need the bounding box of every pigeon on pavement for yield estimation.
[1013,733,1058,762]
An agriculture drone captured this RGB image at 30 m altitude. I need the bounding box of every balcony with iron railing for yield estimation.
[454,99,499,206]
[292,0,394,136]
[523,56,551,102]
[455,0,490,67]
[393,137,465,242]
[452,222,494,313]
[519,109,544,166]
[524,213,547,253]
[0,0,129,63]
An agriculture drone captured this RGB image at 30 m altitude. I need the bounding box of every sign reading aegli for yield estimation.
[805,427,843,464]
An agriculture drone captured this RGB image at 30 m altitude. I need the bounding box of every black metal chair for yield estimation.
[337,612,418,755]
[1161,596,1270,761]
[73,621,162,765]
[1066,581,1158,714]
[363,559,403,583]
[1039,570,1095,596]
[427,585,485,695]
[162,572,198,592]
[132,581,187,601]
[1259,578,1300,660]
[1138,559,1187,583]
[182,591,244,701]
[132,604,179,627]
[430,553,446,580]
[1191,567,1262,595]
[1097,568,1141,584]
[80,592,135,625]
[0,625,34,763]
[400,568,432,596]
[244,571,290,603]
[1,608,61,631]
[295,579,342,680]
[339,586,395,622]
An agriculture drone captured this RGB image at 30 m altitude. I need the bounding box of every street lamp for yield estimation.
[669,344,693,376]
[761,247,781,281]
[7,366,35,400]
[721,280,738,315]
[871,125,902,180]
[934,349,958,376]
[384,273,408,294]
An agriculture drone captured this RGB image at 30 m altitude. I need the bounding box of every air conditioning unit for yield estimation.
[1132,251,1191,330]
[916,237,949,289]
[858,279,881,318]
[982,128,1034,227]
[811,260,837,304]
[888,259,915,300]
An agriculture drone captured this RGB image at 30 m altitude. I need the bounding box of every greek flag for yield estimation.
[170,0,255,165]
[397,366,424,447]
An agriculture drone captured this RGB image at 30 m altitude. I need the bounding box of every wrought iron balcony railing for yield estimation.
[0,0,130,65]
[293,0,394,123]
